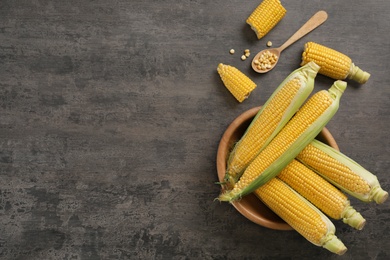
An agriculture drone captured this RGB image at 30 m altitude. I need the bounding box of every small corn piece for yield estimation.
[301,42,370,84]
[297,139,389,204]
[219,80,347,202]
[224,62,320,188]
[246,0,286,40]
[255,178,347,255]
[278,159,366,230]
[217,63,257,102]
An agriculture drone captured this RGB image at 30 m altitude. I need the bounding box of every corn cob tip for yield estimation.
[348,63,371,84]
[329,80,347,97]
[306,61,321,72]
[322,236,347,255]
[372,186,389,204]
[342,206,366,230]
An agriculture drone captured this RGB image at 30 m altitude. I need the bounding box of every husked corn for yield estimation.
[217,63,256,102]
[246,0,286,40]
[278,159,366,230]
[255,178,347,255]
[297,139,389,204]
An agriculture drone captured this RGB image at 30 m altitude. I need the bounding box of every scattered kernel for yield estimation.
[229,49,235,54]
[241,55,247,61]
[244,49,251,58]
[267,41,273,47]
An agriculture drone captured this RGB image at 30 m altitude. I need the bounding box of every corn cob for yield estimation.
[217,63,257,102]
[219,80,347,202]
[224,62,320,188]
[255,178,347,255]
[301,42,370,84]
[278,159,366,230]
[246,0,286,40]
[297,139,389,204]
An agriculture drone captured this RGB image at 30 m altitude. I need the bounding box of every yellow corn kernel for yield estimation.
[219,81,347,202]
[233,91,332,190]
[227,78,300,176]
[301,42,370,84]
[255,178,347,255]
[224,62,320,188]
[217,63,256,102]
[254,50,279,71]
[297,140,389,204]
[278,159,366,230]
[246,0,286,40]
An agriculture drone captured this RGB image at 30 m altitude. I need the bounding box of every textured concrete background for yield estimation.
[0,0,389,259]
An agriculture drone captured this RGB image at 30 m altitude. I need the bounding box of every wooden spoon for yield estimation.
[251,10,328,73]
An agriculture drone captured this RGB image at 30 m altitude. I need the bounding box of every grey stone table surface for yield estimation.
[0,0,389,259]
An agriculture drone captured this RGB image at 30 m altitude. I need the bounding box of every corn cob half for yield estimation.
[301,42,370,84]
[246,0,287,40]
[278,159,366,230]
[217,63,257,102]
[224,62,320,188]
[219,80,347,202]
[255,178,347,255]
[297,139,389,204]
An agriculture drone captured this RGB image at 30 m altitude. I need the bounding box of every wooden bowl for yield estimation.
[216,106,339,230]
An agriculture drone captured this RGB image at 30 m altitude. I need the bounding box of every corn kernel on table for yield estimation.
[0,0,389,259]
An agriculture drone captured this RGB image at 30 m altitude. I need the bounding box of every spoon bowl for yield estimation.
[251,48,281,73]
[252,10,328,73]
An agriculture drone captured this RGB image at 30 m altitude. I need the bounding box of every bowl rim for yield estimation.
[216,106,339,230]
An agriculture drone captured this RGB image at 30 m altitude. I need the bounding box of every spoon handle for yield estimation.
[278,10,328,52]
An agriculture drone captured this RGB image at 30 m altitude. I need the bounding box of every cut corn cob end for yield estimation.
[322,236,348,256]
[246,0,286,40]
[217,63,257,102]
[301,42,351,80]
[370,186,389,204]
[348,63,371,84]
[342,206,366,230]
